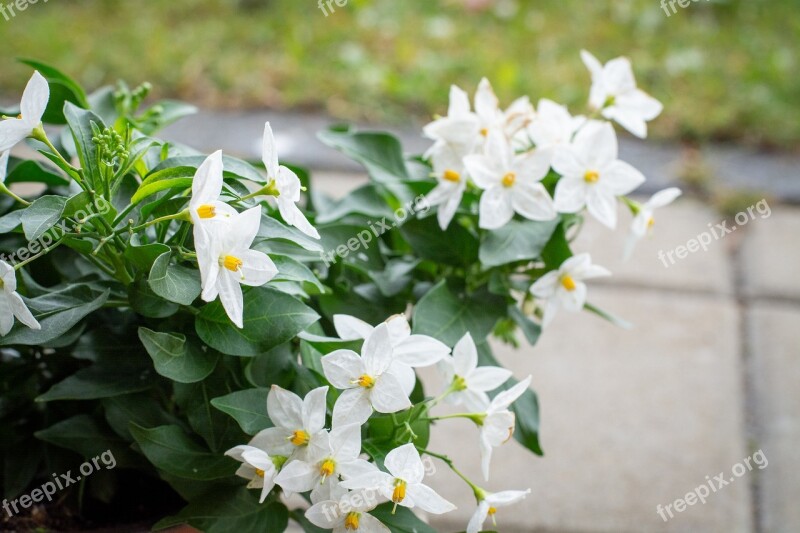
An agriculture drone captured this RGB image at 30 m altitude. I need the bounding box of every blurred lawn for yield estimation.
[0,0,797,147]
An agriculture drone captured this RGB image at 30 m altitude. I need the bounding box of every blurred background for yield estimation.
[2,1,798,532]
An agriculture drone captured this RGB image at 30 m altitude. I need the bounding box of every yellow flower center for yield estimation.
[501,172,516,188]
[289,429,310,446]
[488,506,497,516]
[344,512,361,530]
[255,468,265,478]
[319,458,336,479]
[355,374,375,389]
[17,114,23,120]
[647,216,655,229]
[392,479,407,504]
[196,204,216,219]
[443,169,461,183]
[584,170,600,183]
[222,255,243,272]
[560,274,577,292]
[480,127,489,137]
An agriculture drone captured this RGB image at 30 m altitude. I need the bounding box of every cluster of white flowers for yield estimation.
[423,51,681,326]
[226,314,535,532]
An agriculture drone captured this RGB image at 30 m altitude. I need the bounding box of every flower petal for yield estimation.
[393,335,450,367]
[452,332,478,377]
[362,323,393,376]
[268,385,304,429]
[332,387,373,427]
[191,150,224,212]
[479,186,514,230]
[236,249,278,287]
[274,459,317,493]
[553,176,587,213]
[586,188,619,229]
[370,372,411,414]
[467,366,512,392]
[602,160,645,196]
[0,119,33,152]
[217,270,245,328]
[384,443,424,483]
[8,292,40,331]
[490,375,532,411]
[512,182,557,221]
[333,314,374,340]
[262,122,280,178]
[303,386,329,434]
[406,483,456,514]
[321,349,365,389]
[20,71,49,125]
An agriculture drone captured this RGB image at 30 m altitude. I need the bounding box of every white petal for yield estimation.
[231,206,263,250]
[479,433,494,482]
[321,350,365,389]
[332,388,373,427]
[452,332,478,377]
[467,366,512,392]
[359,513,391,533]
[191,151,224,207]
[236,249,278,287]
[0,119,32,152]
[393,335,450,367]
[580,50,604,79]
[603,106,647,139]
[362,323,393,376]
[648,187,682,209]
[217,270,245,328]
[467,502,491,533]
[383,443,424,483]
[262,122,280,178]
[573,121,617,169]
[474,78,499,123]
[268,385,304,430]
[384,314,411,345]
[553,176,588,214]
[483,411,516,447]
[460,389,491,413]
[328,422,361,461]
[249,426,294,456]
[558,282,588,312]
[303,386,329,434]
[20,71,49,125]
[602,160,645,196]
[278,199,320,239]
[551,147,585,178]
[487,489,531,507]
[387,361,416,397]
[274,459,317,493]
[490,375,532,411]
[463,154,500,190]
[436,183,464,230]
[512,150,550,182]
[530,270,560,299]
[333,314,374,340]
[370,372,411,414]
[586,188,619,229]
[602,57,637,95]
[305,501,342,529]
[0,296,14,336]
[448,84,472,117]
[406,483,456,514]
[512,182,557,221]
[8,292,40,331]
[479,186,514,230]
[0,150,9,184]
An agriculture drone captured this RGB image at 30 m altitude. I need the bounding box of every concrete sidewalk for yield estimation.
[311,173,800,533]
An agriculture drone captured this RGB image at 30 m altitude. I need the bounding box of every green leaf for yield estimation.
[257,215,324,254]
[63,102,105,187]
[412,281,505,346]
[138,327,219,384]
[210,389,272,435]
[196,286,319,357]
[137,100,198,135]
[131,176,192,205]
[480,218,560,268]
[5,158,69,186]
[315,183,396,224]
[368,258,419,297]
[541,221,574,270]
[508,304,542,346]
[148,252,201,306]
[268,254,326,294]
[18,59,89,123]
[318,128,410,183]
[37,361,154,402]
[1,287,109,346]
[125,235,170,271]
[371,503,438,533]
[20,195,66,241]
[35,414,141,467]
[129,277,180,318]
[0,209,23,233]
[174,370,244,453]
[103,393,180,440]
[129,424,236,481]
[153,487,288,532]
[401,215,479,267]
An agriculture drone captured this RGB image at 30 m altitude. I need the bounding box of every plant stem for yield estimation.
[418,448,485,499]
[0,183,31,206]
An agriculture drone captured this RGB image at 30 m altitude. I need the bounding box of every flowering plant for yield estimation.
[0,52,675,532]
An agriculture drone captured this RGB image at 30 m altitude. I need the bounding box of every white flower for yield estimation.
[580,50,663,139]
[189,150,237,227]
[0,71,49,152]
[340,443,456,515]
[440,332,512,412]
[250,385,329,461]
[274,423,377,502]
[464,131,555,230]
[0,260,41,336]
[526,99,585,167]
[332,314,450,397]
[423,84,480,151]
[466,489,531,533]
[224,445,280,503]
[0,150,9,184]
[262,122,320,239]
[478,376,532,481]
[322,323,412,426]
[474,78,533,140]
[553,121,645,229]
[425,142,469,230]
[305,483,390,533]
[529,253,610,327]
[196,206,278,328]
[624,187,682,259]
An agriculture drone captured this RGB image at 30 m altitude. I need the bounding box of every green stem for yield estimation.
[31,126,85,187]
[126,209,190,234]
[13,238,65,270]
[418,448,485,500]
[0,183,31,206]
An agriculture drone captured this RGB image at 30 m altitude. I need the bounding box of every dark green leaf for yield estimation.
[20,195,66,241]
[211,389,272,435]
[480,218,560,268]
[138,327,219,383]
[148,252,201,306]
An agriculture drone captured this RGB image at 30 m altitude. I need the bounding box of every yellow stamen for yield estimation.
[488,506,498,526]
[501,172,516,188]
[560,274,577,292]
[16,114,23,120]
[222,255,243,272]
[584,170,599,183]
[344,512,360,530]
[289,430,310,446]
[319,458,336,480]
[480,128,489,137]
[443,169,461,183]
[255,468,265,478]
[647,216,655,229]
[196,204,216,219]
[392,479,407,513]
[355,374,375,389]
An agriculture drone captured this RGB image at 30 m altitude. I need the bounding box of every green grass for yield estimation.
[0,0,797,147]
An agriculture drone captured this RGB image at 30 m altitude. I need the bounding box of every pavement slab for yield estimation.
[740,206,800,301]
